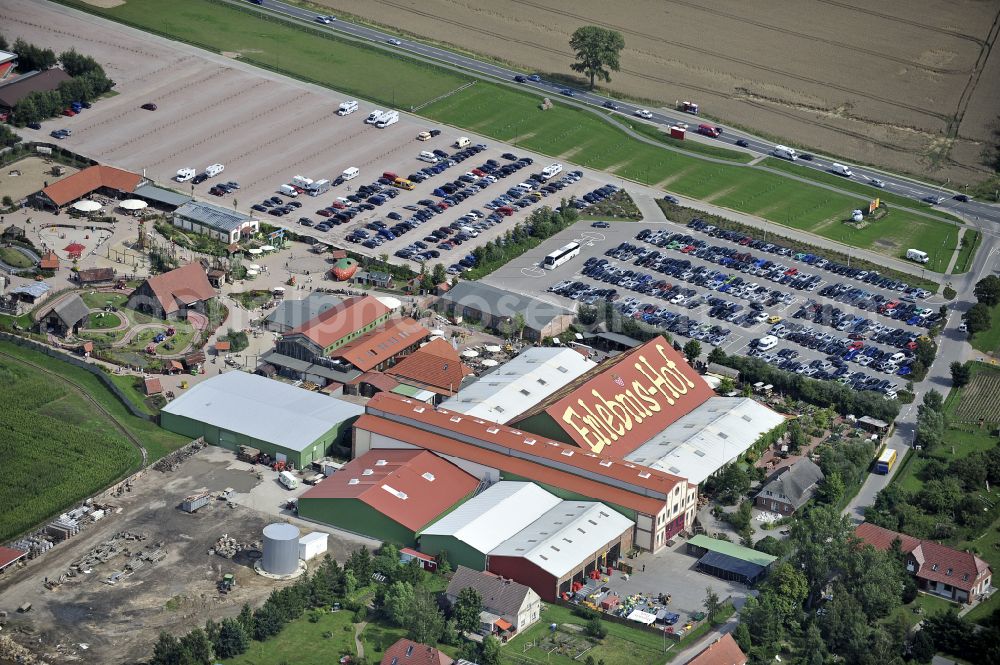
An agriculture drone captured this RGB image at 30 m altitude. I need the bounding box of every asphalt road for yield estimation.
[241,0,999,224]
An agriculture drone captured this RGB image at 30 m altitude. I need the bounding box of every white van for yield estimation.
[365,109,384,124]
[337,100,358,116]
[460,226,478,237]
[205,163,225,178]
[278,471,298,490]
[419,151,439,163]
[175,168,196,183]
[906,248,929,264]
[756,335,778,351]
[454,136,471,148]
[831,163,853,177]
[278,184,299,197]
[342,167,360,181]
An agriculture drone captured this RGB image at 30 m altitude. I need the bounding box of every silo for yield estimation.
[262,523,300,575]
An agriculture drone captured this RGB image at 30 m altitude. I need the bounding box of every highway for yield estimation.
[245,0,1000,224]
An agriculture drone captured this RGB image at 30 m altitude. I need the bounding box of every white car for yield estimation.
[315,15,335,24]
[870,178,885,188]
[634,109,653,119]
[387,38,402,46]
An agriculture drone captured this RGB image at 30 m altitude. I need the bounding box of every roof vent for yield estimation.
[638,471,651,479]
[539,554,549,560]
[422,472,436,482]
[450,416,462,423]
[561,450,574,457]
[599,460,613,467]
[599,511,610,517]
[474,419,485,424]
[494,406,505,413]
[624,463,636,469]
[348,478,360,485]
[550,545,560,552]
[519,389,531,396]
[375,459,388,466]
[718,432,728,439]
[511,430,522,435]
[695,450,706,457]
[537,378,548,385]
[487,427,500,434]
[742,414,752,422]
[362,469,374,476]
[523,438,536,446]
[382,484,408,500]
[413,406,425,413]
[557,366,568,373]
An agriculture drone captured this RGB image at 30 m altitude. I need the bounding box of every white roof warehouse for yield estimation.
[160,372,363,467]
[172,200,259,243]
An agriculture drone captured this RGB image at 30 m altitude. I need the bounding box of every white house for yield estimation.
[445,565,542,636]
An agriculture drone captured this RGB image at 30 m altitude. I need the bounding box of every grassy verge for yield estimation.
[224,609,358,665]
[952,229,981,274]
[882,593,957,629]
[580,190,643,221]
[615,116,753,163]
[970,307,1000,356]
[54,0,968,273]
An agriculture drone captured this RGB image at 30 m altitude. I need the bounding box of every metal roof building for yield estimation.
[686,534,777,586]
[263,292,344,332]
[160,371,363,467]
[172,201,259,243]
[418,482,563,570]
[298,449,479,545]
[436,281,573,341]
[133,182,193,209]
[624,397,785,485]
[487,501,635,601]
[439,348,596,423]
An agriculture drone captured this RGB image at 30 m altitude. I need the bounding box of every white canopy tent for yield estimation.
[72,200,101,212]
[119,199,148,210]
[480,358,499,367]
[461,349,479,358]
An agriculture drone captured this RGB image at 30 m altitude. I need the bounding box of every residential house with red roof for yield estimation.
[334,317,429,376]
[126,263,216,320]
[686,633,747,665]
[855,523,992,604]
[297,448,478,545]
[384,338,473,403]
[380,639,453,665]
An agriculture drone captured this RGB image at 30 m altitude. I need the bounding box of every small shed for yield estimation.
[858,416,890,434]
[706,363,739,380]
[400,547,438,571]
[298,531,328,561]
[215,340,231,354]
[696,550,767,586]
[39,250,60,271]
[144,377,163,396]
[352,270,393,288]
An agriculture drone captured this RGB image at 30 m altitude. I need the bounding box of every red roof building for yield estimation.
[332,317,429,373]
[39,250,59,270]
[36,164,143,208]
[298,449,478,545]
[356,392,698,552]
[855,523,992,604]
[380,639,453,665]
[282,295,391,354]
[75,267,115,284]
[510,337,713,456]
[143,377,163,396]
[0,546,27,572]
[126,263,216,320]
[687,634,747,665]
[384,338,472,399]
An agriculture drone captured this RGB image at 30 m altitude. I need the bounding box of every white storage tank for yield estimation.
[298,532,328,561]
[262,523,300,575]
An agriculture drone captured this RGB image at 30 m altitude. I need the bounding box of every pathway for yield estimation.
[353,620,368,659]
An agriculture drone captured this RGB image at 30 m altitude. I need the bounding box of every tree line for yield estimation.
[463,203,579,280]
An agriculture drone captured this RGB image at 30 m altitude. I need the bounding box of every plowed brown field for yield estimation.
[313,0,1000,185]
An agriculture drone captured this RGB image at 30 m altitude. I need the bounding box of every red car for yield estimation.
[62,108,76,117]
[330,201,346,209]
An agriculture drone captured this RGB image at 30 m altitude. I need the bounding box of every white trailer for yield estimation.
[772,145,797,160]
[291,175,314,189]
[906,249,929,264]
[337,100,358,116]
[831,163,853,177]
[376,110,399,128]
[205,163,225,177]
[307,179,331,196]
[540,163,563,180]
[342,167,360,181]
[454,136,471,148]
[365,109,384,124]
[175,168,196,182]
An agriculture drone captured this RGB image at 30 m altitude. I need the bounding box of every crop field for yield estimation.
[53,0,968,272]
[315,0,1000,186]
[0,347,142,542]
[951,363,1000,423]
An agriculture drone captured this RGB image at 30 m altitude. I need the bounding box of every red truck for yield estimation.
[697,124,722,138]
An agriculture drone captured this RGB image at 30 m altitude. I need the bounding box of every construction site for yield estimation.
[0,446,377,665]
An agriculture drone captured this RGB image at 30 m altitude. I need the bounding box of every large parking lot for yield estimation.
[484,209,944,400]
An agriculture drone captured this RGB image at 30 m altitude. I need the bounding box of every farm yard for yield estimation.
[46,0,968,273]
[0,343,143,542]
[311,0,1000,187]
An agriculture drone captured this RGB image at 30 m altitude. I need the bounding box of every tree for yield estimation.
[584,615,607,639]
[453,587,483,634]
[767,563,809,623]
[914,337,937,368]
[703,587,722,624]
[179,628,214,665]
[568,26,625,89]
[965,302,992,335]
[432,263,447,286]
[237,603,255,636]
[974,274,1000,306]
[914,407,945,452]
[787,419,808,453]
[708,462,750,505]
[950,361,971,388]
[790,505,853,605]
[150,632,182,665]
[214,618,250,659]
[909,629,936,663]
[346,546,373,582]
[707,347,727,365]
[683,339,702,364]
[733,622,752,652]
[815,471,845,505]
[480,635,503,665]
[718,376,735,394]
[922,389,944,412]
[406,590,445,644]
[383,581,415,627]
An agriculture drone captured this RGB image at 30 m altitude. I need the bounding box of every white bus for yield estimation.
[543,242,581,269]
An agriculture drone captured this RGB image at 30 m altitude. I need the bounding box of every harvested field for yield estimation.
[314,0,1000,185]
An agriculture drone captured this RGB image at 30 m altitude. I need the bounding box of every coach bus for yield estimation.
[543,242,581,269]
[874,448,898,474]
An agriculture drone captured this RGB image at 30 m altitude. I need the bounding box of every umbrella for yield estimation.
[461,349,479,358]
[273,286,285,293]
[480,358,499,367]
[72,200,101,212]
[119,199,147,210]
[484,345,502,353]
[376,296,402,310]
[247,248,263,255]
[248,263,261,271]
[430,329,445,336]
[261,245,276,252]
[246,269,259,278]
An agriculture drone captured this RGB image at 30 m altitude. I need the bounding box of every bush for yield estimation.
[584,616,607,640]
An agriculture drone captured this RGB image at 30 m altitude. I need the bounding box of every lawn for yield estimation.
[57,0,968,273]
[883,593,958,629]
[223,609,358,665]
[0,345,143,541]
[971,308,1000,356]
[86,310,123,330]
[59,0,471,110]
[614,116,753,163]
[81,292,129,309]
[952,229,981,274]
[0,246,35,269]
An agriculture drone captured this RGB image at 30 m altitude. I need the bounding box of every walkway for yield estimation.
[353,620,368,659]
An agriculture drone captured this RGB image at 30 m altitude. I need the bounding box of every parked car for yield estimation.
[735,139,749,147]
[140,102,157,111]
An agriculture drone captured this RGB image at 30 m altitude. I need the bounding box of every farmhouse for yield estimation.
[445,566,542,635]
[172,201,259,244]
[297,449,478,545]
[855,523,992,604]
[36,293,89,337]
[34,164,143,210]
[160,371,362,467]
[127,263,216,320]
[379,639,452,665]
[687,633,747,665]
[754,458,824,515]
[436,281,573,341]
[0,68,71,112]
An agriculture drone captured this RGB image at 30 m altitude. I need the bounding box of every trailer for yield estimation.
[376,110,399,128]
[291,175,314,189]
[772,145,798,160]
[365,109,384,124]
[307,179,331,196]
[181,492,212,513]
[678,100,699,115]
[337,100,358,116]
[175,168,196,183]
[669,126,686,140]
[205,163,225,178]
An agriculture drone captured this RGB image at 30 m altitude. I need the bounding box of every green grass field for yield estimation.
[953,230,981,274]
[223,609,358,665]
[0,246,34,269]
[614,116,753,163]
[57,0,966,273]
[0,345,143,541]
[971,309,1000,356]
